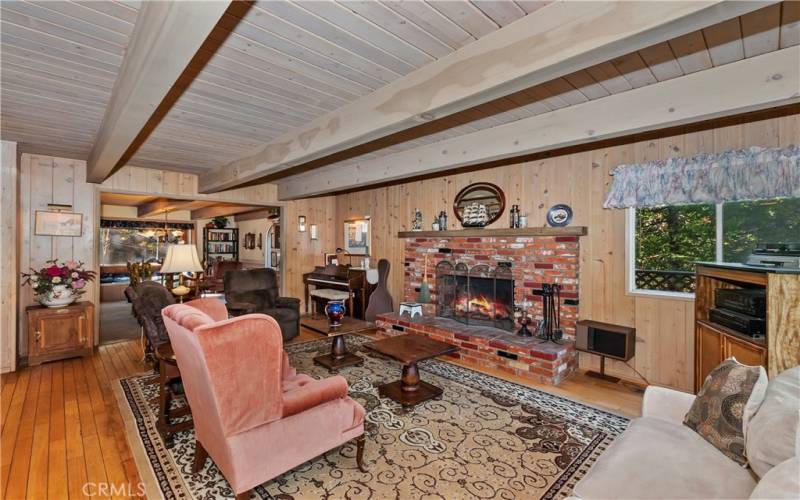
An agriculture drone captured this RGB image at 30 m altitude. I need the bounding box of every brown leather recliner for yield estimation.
[203,260,243,294]
[126,281,175,364]
[223,268,300,341]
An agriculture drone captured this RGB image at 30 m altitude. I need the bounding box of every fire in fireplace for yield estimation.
[435,261,514,331]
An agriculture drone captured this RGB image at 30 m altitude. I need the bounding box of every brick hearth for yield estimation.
[376,313,577,385]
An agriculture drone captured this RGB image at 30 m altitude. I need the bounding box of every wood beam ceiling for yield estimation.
[190,204,262,220]
[198,0,774,193]
[277,46,800,200]
[136,198,215,218]
[86,0,232,183]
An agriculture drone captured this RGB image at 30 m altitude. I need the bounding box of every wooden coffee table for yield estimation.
[366,334,459,409]
[302,315,371,372]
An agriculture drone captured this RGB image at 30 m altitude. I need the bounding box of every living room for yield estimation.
[1,1,799,499]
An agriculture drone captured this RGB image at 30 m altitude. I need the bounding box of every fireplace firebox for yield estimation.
[435,261,514,331]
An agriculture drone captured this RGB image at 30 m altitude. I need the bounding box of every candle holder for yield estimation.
[517,315,534,337]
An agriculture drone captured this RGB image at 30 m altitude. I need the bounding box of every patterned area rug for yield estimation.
[115,335,629,499]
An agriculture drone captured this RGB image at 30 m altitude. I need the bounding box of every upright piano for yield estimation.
[303,265,373,319]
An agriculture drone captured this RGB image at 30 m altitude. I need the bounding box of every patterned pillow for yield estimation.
[684,358,768,465]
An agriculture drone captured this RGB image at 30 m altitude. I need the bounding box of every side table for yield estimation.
[155,343,192,447]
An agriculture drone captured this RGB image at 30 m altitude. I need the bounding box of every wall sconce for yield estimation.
[298,215,306,232]
[310,224,318,240]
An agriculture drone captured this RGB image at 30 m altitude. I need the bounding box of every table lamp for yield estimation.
[160,243,204,302]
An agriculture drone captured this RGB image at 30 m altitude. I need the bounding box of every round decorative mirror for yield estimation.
[453,182,505,228]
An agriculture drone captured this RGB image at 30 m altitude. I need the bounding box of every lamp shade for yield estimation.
[160,243,204,273]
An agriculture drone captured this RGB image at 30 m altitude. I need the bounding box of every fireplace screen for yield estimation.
[435,261,514,331]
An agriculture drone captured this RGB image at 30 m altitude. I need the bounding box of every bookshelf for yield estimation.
[203,227,239,267]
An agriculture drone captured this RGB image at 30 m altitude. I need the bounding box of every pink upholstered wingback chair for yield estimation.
[162,298,366,499]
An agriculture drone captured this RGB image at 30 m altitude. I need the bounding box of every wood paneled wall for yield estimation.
[17,155,96,360]
[282,196,337,311]
[335,113,799,391]
[1,141,18,373]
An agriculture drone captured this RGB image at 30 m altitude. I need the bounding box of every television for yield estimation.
[576,320,635,361]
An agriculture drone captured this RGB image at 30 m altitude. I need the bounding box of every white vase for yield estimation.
[38,284,77,308]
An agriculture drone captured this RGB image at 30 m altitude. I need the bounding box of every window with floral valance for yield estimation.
[603,145,800,297]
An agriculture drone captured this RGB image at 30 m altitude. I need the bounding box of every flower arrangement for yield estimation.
[21,259,96,307]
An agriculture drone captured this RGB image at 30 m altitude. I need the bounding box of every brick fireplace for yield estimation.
[404,235,580,336]
[377,232,583,384]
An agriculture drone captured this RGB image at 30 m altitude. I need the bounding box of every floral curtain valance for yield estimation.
[100,219,195,230]
[603,145,800,209]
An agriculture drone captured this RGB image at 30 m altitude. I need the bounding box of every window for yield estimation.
[629,198,800,296]
[100,220,194,266]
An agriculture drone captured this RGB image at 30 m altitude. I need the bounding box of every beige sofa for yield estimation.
[572,367,800,499]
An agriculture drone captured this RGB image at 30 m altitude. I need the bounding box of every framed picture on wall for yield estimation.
[35,210,83,237]
[324,252,338,266]
[343,217,370,255]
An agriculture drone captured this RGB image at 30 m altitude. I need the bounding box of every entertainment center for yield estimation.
[694,263,800,392]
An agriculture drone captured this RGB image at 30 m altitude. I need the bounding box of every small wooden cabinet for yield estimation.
[694,264,800,392]
[696,320,767,386]
[26,302,94,366]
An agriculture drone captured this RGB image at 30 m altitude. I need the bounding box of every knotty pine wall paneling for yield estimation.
[1,141,18,373]
[333,113,798,392]
[17,155,96,359]
[282,196,337,311]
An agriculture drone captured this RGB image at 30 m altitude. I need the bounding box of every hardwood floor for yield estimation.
[1,329,642,499]
[2,342,146,500]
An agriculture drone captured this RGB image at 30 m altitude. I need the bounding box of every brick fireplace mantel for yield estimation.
[397,227,587,238]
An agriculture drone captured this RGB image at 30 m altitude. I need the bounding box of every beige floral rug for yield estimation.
[115,335,628,499]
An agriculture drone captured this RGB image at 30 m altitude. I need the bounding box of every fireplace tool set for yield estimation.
[538,284,565,343]
[517,284,565,343]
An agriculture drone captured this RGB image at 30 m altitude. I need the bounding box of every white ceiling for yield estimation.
[1,1,797,183]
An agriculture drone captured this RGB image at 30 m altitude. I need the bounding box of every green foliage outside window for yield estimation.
[722,198,800,262]
[636,205,715,273]
[634,198,799,293]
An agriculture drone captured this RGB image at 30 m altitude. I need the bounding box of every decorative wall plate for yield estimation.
[546,204,573,227]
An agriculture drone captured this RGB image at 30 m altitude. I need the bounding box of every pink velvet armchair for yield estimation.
[162,299,366,499]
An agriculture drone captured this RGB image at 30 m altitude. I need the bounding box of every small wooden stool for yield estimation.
[399,302,423,319]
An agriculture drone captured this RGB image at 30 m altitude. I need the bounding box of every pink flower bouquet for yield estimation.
[21,259,96,298]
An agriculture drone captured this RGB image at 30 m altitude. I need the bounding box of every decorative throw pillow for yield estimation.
[746,366,800,478]
[748,457,800,499]
[684,358,768,465]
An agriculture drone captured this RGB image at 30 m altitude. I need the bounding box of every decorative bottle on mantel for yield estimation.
[412,208,423,231]
[510,205,520,228]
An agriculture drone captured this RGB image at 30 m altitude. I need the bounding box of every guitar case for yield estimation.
[365,259,393,322]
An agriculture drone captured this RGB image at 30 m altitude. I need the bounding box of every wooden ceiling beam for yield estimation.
[136,198,214,218]
[277,46,800,200]
[190,204,261,220]
[198,0,773,193]
[86,0,232,183]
